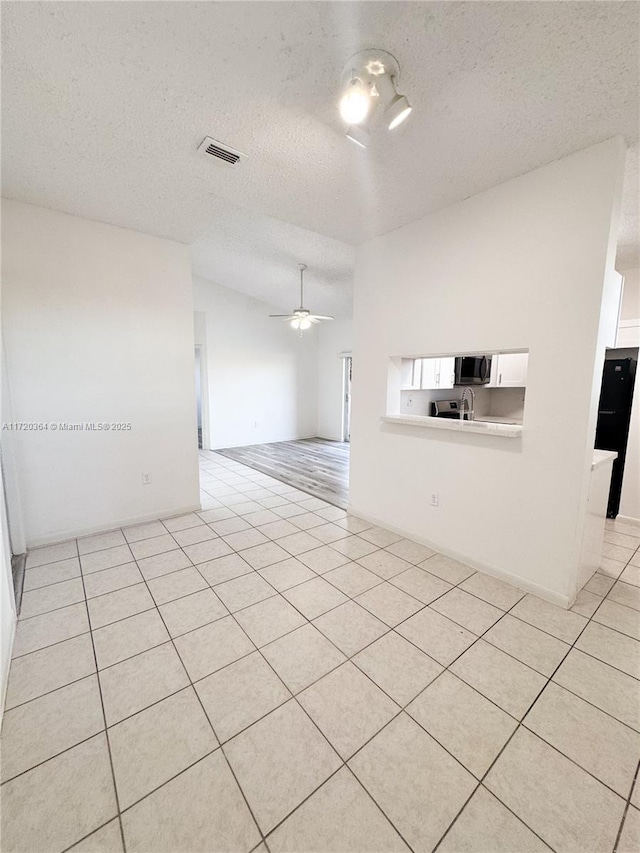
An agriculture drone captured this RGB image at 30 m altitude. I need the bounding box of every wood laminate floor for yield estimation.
[215,438,350,509]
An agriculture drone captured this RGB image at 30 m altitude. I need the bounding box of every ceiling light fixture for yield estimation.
[386,87,413,130]
[291,317,312,331]
[339,77,371,125]
[338,49,412,145]
[269,264,334,336]
[346,124,370,149]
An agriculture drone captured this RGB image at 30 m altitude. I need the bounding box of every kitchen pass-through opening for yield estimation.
[390,350,529,426]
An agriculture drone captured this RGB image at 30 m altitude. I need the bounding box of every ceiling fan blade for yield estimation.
[269,314,296,319]
[308,315,334,321]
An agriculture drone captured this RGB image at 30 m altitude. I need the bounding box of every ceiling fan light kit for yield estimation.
[338,49,412,146]
[269,264,334,336]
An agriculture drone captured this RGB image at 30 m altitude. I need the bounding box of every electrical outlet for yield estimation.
[142,473,152,485]
[407,396,413,408]
[253,421,258,429]
[430,492,439,507]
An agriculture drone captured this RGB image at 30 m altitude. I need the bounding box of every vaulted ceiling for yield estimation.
[2,1,638,317]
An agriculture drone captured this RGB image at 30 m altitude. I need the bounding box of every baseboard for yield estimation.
[347,503,572,609]
[212,433,318,450]
[0,609,16,726]
[11,553,26,616]
[26,503,202,550]
[614,514,640,529]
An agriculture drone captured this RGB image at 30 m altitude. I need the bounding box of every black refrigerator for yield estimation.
[595,357,637,518]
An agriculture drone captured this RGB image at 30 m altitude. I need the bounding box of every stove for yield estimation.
[431,399,464,418]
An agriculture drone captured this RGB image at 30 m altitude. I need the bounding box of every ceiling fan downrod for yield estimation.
[298,263,307,312]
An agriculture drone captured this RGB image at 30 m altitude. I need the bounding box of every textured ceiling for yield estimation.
[2,1,638,317]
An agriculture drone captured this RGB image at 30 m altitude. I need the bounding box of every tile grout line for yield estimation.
[0,704,116,787]
[9,626,94,663]
[3,669,98,716]
[518,719,637,801]
[126,555,274,853]
[177,548,381,847]
[613,759,640,852]
[431,575,633,853]
[76,562,128,853]
[58,817,123,853]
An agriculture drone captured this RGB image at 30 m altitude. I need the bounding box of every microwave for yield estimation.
[455,355,492,385]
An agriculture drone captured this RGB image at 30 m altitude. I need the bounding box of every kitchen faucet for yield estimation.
[460,386,475,421]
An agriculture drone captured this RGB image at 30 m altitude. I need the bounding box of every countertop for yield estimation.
[381,414,523,438]
[592,449,617,471]
[474,416,523,425]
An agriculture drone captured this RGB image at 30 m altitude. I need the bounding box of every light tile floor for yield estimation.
[1,451,640,852]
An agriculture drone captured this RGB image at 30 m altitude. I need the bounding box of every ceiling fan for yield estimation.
[269,263,334,334]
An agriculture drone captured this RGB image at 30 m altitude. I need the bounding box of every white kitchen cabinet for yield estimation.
[488,352,529,388]
[420,358,439,390]
[400,358,422,390]
[439,356,456,389]
[420,357,455,390]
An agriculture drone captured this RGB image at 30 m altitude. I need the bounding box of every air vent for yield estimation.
[197,136,247,166]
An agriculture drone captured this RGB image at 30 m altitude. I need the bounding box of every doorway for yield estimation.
[595,348,638,517]
[195,345,204,449]
[342,356,352,442]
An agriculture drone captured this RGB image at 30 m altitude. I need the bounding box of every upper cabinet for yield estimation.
[488,352,529,388]
[399,352,528,392]
[420,357,455,390]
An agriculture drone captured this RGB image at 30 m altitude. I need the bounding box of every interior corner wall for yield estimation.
[620,267,640,321]
[1,199,200,547]
[0,326,17,721]
[619,379,640,523]
[193,276,318,449]
[349,138,626,605]
[0,460,16,724]
[317,319,353,441]
[617,267,640,521]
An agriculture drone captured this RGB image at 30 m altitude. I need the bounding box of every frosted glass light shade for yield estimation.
[339,78,371,125]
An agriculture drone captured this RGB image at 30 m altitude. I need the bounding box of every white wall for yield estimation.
[0,461,16,725]
[0,327,17,722]
[620,374,640,522]
[193,277,318,449]
[317,319,353,441]
[350,139,625,606]
[1,327,18,723]
[616,269,640,521]
[2,339,26,555]
[620,267,640,321]
[2,200,200,546]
